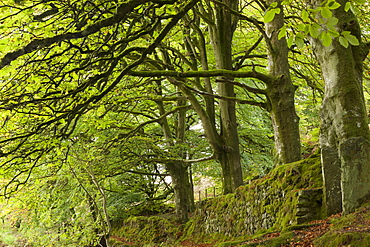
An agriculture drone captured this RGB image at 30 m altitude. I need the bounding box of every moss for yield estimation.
[112,156,324,245]
[217,239,246,247]
[282,223,320,232]
[314,203,370,246]
[234,232,293,246]
[314,232,370,247]
[110,215,182,245]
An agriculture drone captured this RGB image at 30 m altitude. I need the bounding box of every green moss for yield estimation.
[282,223,320,232]
[217,239,246,247]
[233,232,293,247]
[111,215,181,246]
[314,203,370,246]
[112,156,324,246]
[314,232,370,247]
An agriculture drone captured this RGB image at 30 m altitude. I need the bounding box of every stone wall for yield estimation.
[111,156,323,245]
[184,156,323,238]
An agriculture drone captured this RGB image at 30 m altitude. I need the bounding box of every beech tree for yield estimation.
[265,0,302,164]
[2,2,369,242]
[308,0,370,215]
[0,0,200,229]
[270,0,370,215]
[131,0,304,196]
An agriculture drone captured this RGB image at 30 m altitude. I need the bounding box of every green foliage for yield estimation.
[264,3,281,23]
[273,0,365,48]
[0,224,25,246]
[0,0,368,245]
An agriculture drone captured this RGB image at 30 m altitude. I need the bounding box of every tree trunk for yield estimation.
[156,85,194,223]
[265,0,302,164]
[310,0,370,215]
[166,162,194,223]
[209,0,243,194]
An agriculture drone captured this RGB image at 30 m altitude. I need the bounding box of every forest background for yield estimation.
[0,0,369,246]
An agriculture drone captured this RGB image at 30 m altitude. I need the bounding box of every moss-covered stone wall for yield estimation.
[183,156,323,239]
[111,156,323,246]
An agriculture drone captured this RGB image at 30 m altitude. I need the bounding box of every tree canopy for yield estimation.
[0,0,369,245]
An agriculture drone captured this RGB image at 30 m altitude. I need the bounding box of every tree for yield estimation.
[130,0,304,194]
[265,0,302,164]
[0,0,200,229]
[309,0,370,215]
[263,0,370,215]
[154,80,196,223]
[208,0,244,193]
[272,0,370,215]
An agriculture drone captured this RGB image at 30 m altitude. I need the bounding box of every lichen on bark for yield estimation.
[309,0,370,216]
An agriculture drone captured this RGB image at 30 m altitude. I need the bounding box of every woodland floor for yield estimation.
[174,206,370,246]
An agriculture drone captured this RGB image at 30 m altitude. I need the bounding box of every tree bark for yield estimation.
[265,0,302,164]
[156,86,194,223]
[310,0,370,215]
[209,0,243,194]
[166,162,194,223]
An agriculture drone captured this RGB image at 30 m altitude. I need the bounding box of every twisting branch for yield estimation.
[128,69,274,84]
[0,0,150,69]
[216,78,266,95]
[122,105,191,139]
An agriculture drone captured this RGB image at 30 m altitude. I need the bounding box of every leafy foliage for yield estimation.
[0,0,369,245]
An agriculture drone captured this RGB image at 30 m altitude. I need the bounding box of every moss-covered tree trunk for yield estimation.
[165,161,193,223]
[265,0,302,164]
[310,0,370,215]
[209,0,243,194]
[156,88,194,223]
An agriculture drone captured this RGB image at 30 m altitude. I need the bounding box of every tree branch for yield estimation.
[216,78,266,95]
[128,69,274,84]
[0,0,150,69]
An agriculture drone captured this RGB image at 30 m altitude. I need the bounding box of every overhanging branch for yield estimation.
[128,69,273,84]
[0,0,150,69]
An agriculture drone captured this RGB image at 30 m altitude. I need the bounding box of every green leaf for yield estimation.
[302,9,309,22]
[287,35,294,48]
[322,32,332,46]
[344,2,351,11]
[326,17,338,27]
[320,7,332,18]
[353,0,366,4]
[296,32,305,40]
[297,24,306,32]
[339,36,349,48]
[309,25,320,38]
[278,26,287,40]
[327,1,341,9]
[295,37,305,48]
[345,34,359,46]
[281,0,292,4]
[309,8,320,13]
[270,2,278,8]
[328,29,339,37]
[350,4,360,15]
[264,9,276,23]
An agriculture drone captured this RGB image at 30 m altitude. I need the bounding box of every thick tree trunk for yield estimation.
[310,0,370,215]
[265,0,302,164]
[166,162,194,223]
[210,0,243,194]
[156,87,194,223]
